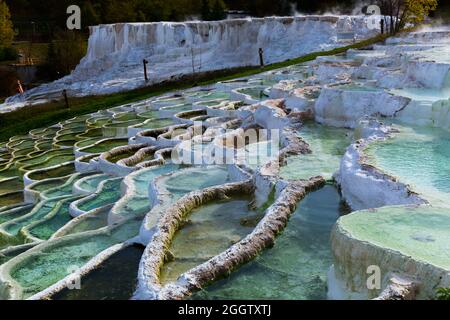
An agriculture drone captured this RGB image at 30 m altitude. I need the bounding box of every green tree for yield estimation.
[378,0,438,34]
[0,0,15,47]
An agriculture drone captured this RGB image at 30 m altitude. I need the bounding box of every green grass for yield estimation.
[0,34,388,142]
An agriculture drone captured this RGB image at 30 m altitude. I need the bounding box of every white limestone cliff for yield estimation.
[1,15,378,113]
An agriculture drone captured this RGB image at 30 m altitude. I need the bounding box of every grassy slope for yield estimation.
[0,34,387,142]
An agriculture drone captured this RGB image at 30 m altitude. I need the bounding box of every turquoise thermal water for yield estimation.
[27,197,81,240]
[339,205,450,270]
[11,217,143,299]
[365,123,450,207]
[77,178,123,212]
[2,198,70,236]
[193,185,344,300]
[160,197,257,284]
[76,174,110,194]
[51,245,145,300]
[280,123,353,180]
[162,166,230,202]
[110,164,179,219]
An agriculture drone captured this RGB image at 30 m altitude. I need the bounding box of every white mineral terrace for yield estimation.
[0,23,449,300]
[1,15,379,113]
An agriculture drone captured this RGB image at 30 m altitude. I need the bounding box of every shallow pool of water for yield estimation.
[81,139,128,154]
[78,179,123,212]
[3,197,70,236]
[280,123,352,180]
[76,174,110,194]
[339,205,450,270]
[365,123,450,207]
[28,163,75,181]
[163,166,230,201]
[134,118,175,130]
[10,217,143,299]
[51,245,144,300]
[0,177,23,195]
[195,91,230,101]
[193,185,344,300]
[238,87,269,100]
[27,197,81,240]
[160,196,257,284]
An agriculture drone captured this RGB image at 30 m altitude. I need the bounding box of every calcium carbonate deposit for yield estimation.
[1,15,378,113]
[0,19,449,300]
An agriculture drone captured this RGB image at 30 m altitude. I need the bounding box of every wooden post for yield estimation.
[259,48,264,68]
[143,59,149,82]
[380,19,385,35]
[62,89,69,109]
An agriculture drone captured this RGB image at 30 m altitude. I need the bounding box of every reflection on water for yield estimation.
[52,245,144,300]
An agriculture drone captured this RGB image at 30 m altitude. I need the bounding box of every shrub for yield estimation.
[436,287,450,300]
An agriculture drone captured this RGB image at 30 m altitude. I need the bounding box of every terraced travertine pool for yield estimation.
[2,198,68,237]
[51,244,145,300]
[55,206,110,236]
[27,163,76,181]
[193,185,344,300]
[26,196,82,240]
[0,206,32,225]
[76,178,123,212]
[76,174,110,194]
[107,164,180,222]
[160,196,258,284]
[80,139,129,154]
[280,123,353,180]
[237,87,270,101]
[338,205,450,270]
[1,28,450,300]
[11,217,143,299]
[364,122,450,207]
